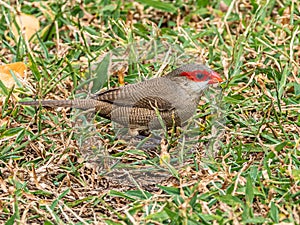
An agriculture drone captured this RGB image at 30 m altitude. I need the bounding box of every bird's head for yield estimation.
[174,63,223,84]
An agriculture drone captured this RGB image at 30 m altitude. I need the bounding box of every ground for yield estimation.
[0,0,299,224]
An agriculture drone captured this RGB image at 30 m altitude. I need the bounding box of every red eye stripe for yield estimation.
[180,70,211,82]
[179,71,190,77]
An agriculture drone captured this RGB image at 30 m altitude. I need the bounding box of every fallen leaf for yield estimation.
[0,62,27,88]
[11,13,40,40]
[117,67,126,86]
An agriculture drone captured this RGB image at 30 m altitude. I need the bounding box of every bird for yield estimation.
[20,64,222,135]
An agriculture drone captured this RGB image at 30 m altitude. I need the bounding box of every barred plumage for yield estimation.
[20,64,222,134]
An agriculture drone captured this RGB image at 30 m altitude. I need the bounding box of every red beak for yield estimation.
[209,71,223,84]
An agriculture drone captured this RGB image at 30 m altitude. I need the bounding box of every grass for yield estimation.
[0,0,300,224]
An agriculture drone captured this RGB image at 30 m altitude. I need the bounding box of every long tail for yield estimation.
[19,99,100,110]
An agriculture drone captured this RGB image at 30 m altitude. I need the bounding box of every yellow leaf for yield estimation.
[11,13,40,40]
[118,67,126,86]
[0,62,27,88]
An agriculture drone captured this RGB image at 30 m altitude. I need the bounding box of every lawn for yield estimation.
[0,0,299,224]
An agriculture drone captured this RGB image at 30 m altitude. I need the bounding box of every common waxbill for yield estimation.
[20,64,222,135]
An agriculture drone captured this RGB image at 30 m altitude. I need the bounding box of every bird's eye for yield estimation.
[196,73,204,79]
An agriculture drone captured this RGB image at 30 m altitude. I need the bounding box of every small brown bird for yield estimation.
[20,64,222,135]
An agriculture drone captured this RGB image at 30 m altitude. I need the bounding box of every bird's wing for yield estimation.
[93,78,177,111]
[132,96,174,111]
[93,87,121,103]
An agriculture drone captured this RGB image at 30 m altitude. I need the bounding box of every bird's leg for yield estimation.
[137,129,151,137]
[128,127,151,137]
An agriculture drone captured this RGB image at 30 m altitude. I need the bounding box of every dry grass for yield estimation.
[0,0,299,224]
